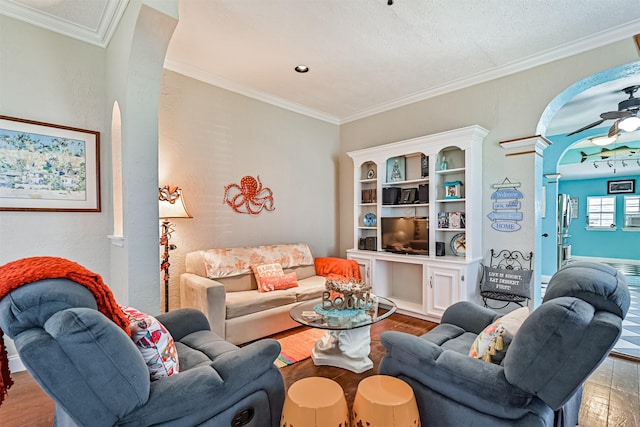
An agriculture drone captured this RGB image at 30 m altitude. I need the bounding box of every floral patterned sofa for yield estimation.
[180,243,333,345]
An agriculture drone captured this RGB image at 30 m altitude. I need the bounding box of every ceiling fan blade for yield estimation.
[567,118,605,136]
[608,120,620,138]
[601,110,632,120]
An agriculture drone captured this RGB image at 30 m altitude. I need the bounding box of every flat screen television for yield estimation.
[381,217,428,255]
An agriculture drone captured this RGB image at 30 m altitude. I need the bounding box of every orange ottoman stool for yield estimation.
[352,375,420,427]
[281,377,350,427]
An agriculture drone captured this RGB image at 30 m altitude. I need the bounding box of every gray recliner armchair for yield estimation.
[379,261,630,426]
[0,278,285,427]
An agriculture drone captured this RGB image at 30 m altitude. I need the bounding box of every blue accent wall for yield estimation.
[540,130,605,277]
[558,176,639,260]
[541,128,640,276]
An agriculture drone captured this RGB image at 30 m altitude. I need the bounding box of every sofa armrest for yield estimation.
[440,301,500,334]
[155,308,211,341]
[180,273,226,339]
[380,331,535,419]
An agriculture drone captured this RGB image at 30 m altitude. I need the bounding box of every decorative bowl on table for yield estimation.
[320,279,373,314]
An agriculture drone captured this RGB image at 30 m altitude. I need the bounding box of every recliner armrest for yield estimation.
[119,339,283,426]
[380,331,537,419]
[156,308,211,341]
[211,338,281,379]
[440,301,500,334]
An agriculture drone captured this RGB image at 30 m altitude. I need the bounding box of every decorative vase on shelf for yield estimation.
[439,156,449,171]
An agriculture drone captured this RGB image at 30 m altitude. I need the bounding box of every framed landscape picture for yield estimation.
[0,115,100,212]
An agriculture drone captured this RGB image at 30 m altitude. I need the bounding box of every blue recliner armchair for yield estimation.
[379,261,630,426]
[0,278,285,427]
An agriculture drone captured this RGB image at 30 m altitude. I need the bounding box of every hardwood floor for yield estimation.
[1,313,638,426]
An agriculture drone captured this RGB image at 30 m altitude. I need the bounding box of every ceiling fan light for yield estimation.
[590,135,616,146]
[619,116,640,132]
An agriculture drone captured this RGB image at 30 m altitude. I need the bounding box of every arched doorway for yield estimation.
[536,61,640,360]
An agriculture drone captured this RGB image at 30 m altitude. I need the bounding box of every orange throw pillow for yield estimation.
[251,263,299,292]
[258,272,299,292]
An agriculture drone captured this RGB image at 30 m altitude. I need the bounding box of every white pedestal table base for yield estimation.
[311,326,372,373]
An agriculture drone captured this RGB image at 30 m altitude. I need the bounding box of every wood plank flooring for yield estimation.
[0,313,638,426]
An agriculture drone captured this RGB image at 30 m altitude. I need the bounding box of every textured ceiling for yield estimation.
[3,0,640,125]
[164,0,640,124]
[2,0,640,179]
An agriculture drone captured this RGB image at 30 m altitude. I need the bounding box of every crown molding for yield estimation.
[0,0,129,47]
[340,19,640,124]
[166,16,639,125]
[163,60,341,125]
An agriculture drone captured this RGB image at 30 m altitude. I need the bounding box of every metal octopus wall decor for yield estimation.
[223,175,275,215]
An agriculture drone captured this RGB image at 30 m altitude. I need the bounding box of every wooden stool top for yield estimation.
[288,377,345,408]
[356,375,415,406]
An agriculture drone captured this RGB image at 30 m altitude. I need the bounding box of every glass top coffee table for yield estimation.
[289,296,396,373]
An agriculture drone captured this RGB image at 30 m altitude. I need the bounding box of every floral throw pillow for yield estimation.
[469,306,529,363]
[251,263,299,292]
[121,306,179,380]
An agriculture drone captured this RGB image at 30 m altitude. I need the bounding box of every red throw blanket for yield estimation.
[0,256,131,407]
[314,257,362,281]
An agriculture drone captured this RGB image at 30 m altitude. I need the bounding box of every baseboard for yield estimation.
[9,354,25,373]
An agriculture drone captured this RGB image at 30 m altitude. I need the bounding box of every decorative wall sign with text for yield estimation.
[488,178,523,232]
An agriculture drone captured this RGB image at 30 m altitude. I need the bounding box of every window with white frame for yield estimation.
[587,196,616,230]
[624,195,640,229]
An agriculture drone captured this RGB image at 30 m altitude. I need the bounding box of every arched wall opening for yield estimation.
[536,61,640,279]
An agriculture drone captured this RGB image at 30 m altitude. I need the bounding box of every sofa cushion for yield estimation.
[421,323,467,346]
[175,330,239,370]
[200,244,314,280]
[440,331,478,354]
[121,306,180,380]
[225,289,298,319]
[421,324,477,353]
[294,275,327,301]
[286,264,317,281]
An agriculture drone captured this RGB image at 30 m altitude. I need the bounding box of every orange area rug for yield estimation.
[275,328,326,368]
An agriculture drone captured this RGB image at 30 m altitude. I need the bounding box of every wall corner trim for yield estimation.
[499,135,551,156]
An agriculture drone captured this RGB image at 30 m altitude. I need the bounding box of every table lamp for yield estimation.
[159,185,192,312]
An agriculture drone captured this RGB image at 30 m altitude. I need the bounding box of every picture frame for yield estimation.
[398,188,417,204]
[420,153,429,177]
[607,179,635,194]
[0,115,100,212]
[386,156,406,183]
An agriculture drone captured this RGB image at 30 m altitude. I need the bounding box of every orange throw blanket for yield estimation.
[0,256,131,407]
[314,257,362,281]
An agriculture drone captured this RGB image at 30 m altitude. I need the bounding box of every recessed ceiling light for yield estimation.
[294,65,309,73]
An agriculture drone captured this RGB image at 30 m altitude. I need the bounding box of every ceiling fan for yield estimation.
[567,85,640,137]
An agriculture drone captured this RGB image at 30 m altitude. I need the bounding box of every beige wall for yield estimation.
[339,38,640,289]
[158,70,341,310]
[0,16,109,276]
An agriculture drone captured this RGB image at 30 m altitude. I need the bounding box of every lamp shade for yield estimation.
[159,186,192,219]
